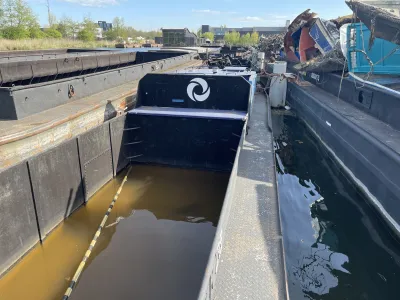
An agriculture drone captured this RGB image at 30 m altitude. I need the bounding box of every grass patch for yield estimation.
[0,38,115,51]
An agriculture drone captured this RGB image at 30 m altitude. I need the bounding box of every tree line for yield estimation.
[0,0,161,41]
[224,31,259,46]
[199,30,259,46]
[102,17,160,42]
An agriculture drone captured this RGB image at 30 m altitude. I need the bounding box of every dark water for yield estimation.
[273,113,400,300]
[0,165,227,300]
[72,165,228,300]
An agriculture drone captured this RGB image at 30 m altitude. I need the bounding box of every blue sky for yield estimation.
[29,0,352,31]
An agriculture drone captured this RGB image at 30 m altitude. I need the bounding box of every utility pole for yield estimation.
[46,0,51,26]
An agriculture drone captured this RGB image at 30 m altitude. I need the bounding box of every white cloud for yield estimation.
[266,14,289,20]
[60,0,119,7]
[236,16,265,22]
[192,9,237,15]
[192,9,221,15]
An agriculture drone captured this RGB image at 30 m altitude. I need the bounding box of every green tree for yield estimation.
[239,33,251,46]
[224,30,240,46]
[202,31,214,42]
[57,16,78,39]
[0,0,4,22]
[124,26,161,40]
[2,25,28,39]
[3,0,36,27]
[1,0,40,39]
[77,16,96,41]
[250,31,259,45]
[112,16,127,39]
[104,29,117,41]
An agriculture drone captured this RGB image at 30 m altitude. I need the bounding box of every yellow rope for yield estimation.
[62,166,132,300]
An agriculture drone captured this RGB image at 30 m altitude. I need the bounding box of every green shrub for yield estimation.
[29,27,46,39]
[44,28,62,39]
[77,29,95,42]
[1,26,29,40]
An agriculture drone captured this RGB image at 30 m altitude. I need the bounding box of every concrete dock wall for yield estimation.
[0,114,128,276]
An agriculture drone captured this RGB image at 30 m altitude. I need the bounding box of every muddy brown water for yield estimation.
[0,165,229,300]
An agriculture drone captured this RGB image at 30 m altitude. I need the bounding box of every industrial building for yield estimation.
[162,28,198,46]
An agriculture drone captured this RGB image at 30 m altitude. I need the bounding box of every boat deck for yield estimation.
[0,59,201,170]
[199,93,288,299]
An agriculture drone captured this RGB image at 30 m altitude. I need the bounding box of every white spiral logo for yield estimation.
[186,78,210,102]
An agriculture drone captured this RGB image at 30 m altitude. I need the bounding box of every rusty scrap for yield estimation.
[259,33,285,61]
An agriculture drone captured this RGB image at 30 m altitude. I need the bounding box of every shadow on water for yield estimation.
[273,112,400,300]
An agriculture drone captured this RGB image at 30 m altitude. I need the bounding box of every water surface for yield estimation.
[273,113,400,300]
[0,165,228,300]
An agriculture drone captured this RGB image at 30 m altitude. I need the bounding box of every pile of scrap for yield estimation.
[205,54,251,69]
[346,0,400,47]
[259,33,284,61]
[283,9,346,72]
[331,14,357,29]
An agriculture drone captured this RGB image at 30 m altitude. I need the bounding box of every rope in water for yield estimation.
[62,166,132,300]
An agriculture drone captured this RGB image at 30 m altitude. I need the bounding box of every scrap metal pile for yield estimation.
[259,1,400,75]
[203,51,252,69]
[282,9,347,72]
[204,54,250,68]
[259,33,284,62]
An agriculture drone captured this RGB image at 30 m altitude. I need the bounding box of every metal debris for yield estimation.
[259,33,285,62]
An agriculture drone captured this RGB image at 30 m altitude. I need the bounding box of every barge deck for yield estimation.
[199,93,287,299]
[0,59,201,170]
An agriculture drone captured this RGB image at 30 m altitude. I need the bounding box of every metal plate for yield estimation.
[136,73,250,111]
[0,161,40,276]
[78,123,113,201]
[126,114,243,171]
[109,115,129,176]
[28,138,85,238]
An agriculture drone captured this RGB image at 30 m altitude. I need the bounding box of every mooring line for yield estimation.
[62,166,132,300]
